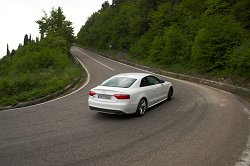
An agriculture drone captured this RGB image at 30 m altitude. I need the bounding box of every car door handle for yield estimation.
[153,89,157,91]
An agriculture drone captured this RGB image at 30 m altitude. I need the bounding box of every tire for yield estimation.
[135,98,147,116]
[167,86,173,101]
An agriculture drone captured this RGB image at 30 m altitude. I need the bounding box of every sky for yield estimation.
[0,0,112,58]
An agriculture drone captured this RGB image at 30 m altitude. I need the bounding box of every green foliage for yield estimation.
[112,0,126,6]
[192,15,244,72]
[232,0,250,28]
[77,9,113,49]
[36,7,75,44]
[148,25,191,66]
[129,31,153,58]
[162,25,191,65]
[77,0,151,51]
[0,7,82,106]
[7,44,10,56]
[174,0,206,35]
[0,37,81,106]
[204,0,232,16]
[228,41,250,77]
[24,34,29,45]
[101,1,110,10]
[77,0,250,80]
[150,3,174,35]
[149,35,164,64]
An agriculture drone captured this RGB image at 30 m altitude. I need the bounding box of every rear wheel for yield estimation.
[136,98,147,116]
[167,86,173,101]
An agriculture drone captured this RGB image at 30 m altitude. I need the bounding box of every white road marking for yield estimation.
[0,55,90,112]
[79,48,250,166]
[234,107,250,166]
[74,48,115,71]
[82,48,234,95]
[81,48,213,86]
[1,47,250,165]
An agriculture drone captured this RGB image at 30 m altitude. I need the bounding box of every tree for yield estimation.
[232,0,250,28]
[150,3,174,35]
[174,0,207,36]
[129,31,153,58]
[76,0,250,79]
[6,44,10,56]
[192,15,244,72]
[161,25,190,65]
[6,44,11,62]
[228,41,250,77]
[149,35,164,63]
[148,25,190,66]
[29,34,32,42]
[36,7,74,44]
[101,1,110,10]
[36,37,39,43]
[112,0,126,6]
[10,49,16,56]
[24,34,29,45]
[36,10,48,39]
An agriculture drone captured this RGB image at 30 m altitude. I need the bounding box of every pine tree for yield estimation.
[101,1,110,10]
[7,44,10,56]
[24,34,29,45]
[10,49,16,56]
[7,44,11,62]
[29,34,32,42]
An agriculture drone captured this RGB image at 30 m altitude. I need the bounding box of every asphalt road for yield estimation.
[0,46,250,166]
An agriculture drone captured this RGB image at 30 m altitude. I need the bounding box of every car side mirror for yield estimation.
[160,80,165,83]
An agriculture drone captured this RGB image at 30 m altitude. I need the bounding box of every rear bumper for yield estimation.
[88,98,137,114]
[89,106,125,115]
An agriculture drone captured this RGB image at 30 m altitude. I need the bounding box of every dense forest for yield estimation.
[0,7,82,106]
[77,0,250,83]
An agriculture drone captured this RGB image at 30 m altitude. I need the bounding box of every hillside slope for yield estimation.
[77,0,250,87]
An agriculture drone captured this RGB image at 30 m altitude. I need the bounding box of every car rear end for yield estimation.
[88,86,138,114]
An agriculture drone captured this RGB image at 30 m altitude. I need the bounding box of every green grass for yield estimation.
[0,36,84,107]
[0,64,83,106]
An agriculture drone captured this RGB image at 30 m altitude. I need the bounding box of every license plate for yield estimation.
[98,94,111,100]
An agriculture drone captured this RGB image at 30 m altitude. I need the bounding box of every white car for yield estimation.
[88,73,173,116]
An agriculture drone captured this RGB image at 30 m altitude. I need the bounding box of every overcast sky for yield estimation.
[0,0,112,58]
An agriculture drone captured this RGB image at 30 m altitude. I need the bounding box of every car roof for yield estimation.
[113,73,152,79]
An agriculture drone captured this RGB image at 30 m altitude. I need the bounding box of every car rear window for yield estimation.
[102,77,137,88]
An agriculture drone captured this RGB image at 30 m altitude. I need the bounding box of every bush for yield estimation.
[0,37,82,106]
[228,41,250,78]
[192,15,244,72]
[148,25,191,66]
[161,25,191,65]
[129,31,153,58]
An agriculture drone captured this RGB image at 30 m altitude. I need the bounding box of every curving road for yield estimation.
[0,46,250,166]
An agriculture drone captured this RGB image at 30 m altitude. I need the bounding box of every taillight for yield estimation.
[89,91,96,96]
[114,94,130,99]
